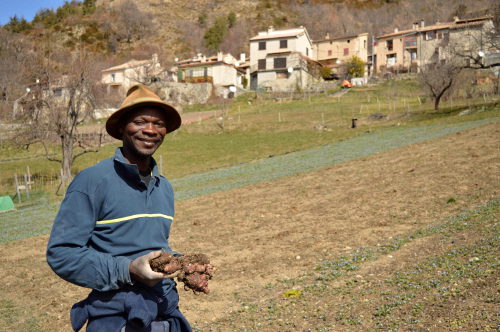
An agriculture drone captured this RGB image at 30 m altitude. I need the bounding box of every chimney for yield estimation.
[152,53,158,63]
[394,27,399,33]
[240,53,246,62]
[420,19,425,28]
[412,22,419,30]
[217,51,223,61]
[268,26,274,33]
[202,55,207,62]
[453,16,459,22]
[325,33,330,40]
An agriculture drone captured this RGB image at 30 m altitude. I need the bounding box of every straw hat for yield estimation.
[105,84,181,139]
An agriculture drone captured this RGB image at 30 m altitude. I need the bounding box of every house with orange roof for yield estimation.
[249,26,322,91]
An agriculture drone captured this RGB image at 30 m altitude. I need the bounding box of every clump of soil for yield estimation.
[150,253,214,294]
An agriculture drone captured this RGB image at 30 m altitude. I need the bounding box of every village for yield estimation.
[98,15,498,106]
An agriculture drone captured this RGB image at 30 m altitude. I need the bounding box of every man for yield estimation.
[47,85,194,331]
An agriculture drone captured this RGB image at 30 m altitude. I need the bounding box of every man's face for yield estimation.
[121,107,168,160]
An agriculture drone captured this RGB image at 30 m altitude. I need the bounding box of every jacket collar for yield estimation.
[113,147,160,186]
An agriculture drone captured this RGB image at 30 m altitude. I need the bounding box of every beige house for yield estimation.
[249,26,321,91]
[101,54,162,94]
[175,52,247,98]
[373,16,495,73]
[313,32,369,77]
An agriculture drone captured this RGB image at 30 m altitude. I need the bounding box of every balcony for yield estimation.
[181,76,213,83]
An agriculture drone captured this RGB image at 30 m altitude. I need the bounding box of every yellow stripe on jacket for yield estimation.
[96,214,174,225]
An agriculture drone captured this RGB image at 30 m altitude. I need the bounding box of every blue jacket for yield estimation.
[47,148,189,330]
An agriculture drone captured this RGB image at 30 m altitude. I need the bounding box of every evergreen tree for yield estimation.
[204,16,228,52]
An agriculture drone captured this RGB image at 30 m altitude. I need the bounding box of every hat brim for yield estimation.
[106,101,182,140]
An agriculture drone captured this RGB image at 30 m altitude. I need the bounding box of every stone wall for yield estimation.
[157,82,213,106]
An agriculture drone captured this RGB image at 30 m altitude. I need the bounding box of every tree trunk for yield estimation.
[61,134,74,185]
[434,96,441,111]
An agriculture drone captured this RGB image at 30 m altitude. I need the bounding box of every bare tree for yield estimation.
[219,19,253,56]
[111,0,154,44]
[0,29,32,119]
[419,61,462,111]
[15,39,105,189]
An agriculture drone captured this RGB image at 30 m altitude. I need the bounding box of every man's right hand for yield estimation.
[129,251,179,287]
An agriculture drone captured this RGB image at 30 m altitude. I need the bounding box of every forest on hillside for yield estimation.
[3,0,498,58]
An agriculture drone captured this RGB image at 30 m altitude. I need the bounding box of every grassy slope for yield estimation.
[0,78,498,197]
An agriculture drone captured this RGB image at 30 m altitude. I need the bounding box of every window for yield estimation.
[53,88,62,97]
[363,40,367,49]
[425,31,436,40]
[280,39,288,48]
[386,39,393,51]
[258,41,266,50]
[343,48,349,56]
[258,59,266,70]
[274,57,287,69]
[306,48,309,56]
[328,50,332,56]
[110,73,116,82]
[386,54,397,66]
[404,35,417,48]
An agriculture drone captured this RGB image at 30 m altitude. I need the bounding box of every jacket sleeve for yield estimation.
[46,190,132,291]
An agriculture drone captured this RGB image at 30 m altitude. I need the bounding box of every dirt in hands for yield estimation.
[150,253,214,294]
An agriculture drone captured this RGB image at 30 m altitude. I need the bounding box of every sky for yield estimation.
[0,0,72,25]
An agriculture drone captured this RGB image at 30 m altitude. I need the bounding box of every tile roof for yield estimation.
[102,59,153,72]
[314,32,368,43]
[377,16,492,39]
[250,28,306,41]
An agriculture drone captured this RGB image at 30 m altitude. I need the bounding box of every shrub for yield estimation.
[345,56,365,78]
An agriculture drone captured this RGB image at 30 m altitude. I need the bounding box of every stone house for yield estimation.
[249,26,321,91]
[373,16,495,74]
[101,54,162,94]
[313,32,369,78]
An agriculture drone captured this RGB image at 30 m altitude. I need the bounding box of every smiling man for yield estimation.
[47,85,194,332]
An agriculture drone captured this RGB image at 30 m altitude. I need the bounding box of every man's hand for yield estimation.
[129,251,179,287]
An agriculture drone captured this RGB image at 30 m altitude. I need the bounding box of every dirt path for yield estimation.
[0,121,498,331]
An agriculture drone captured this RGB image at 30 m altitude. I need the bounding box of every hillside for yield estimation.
[3,0,498,62]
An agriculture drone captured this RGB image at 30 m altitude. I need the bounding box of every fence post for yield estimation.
[14,173,21,203]
[24,173,30,199]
